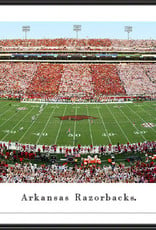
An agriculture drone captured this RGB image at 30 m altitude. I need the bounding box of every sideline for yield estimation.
[0,140,154,155]
[21,101,133,105]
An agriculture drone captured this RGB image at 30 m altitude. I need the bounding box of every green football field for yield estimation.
[0,100,155,147]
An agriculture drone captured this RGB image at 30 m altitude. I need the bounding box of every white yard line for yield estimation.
[0,107,14,118]
[0,110,21,129]
[86,106,94,146]
[133,103,156,121]
[54,105,67,145]
[1,108,34,140]
[119,107,146,141]
[105,104,130,143]
[0,105,32,130]
[18,105,46,143]
[36,105,57,145]
[138,104,156,121]
[0,102,12,113]
[96,104,112,144]
[126,104,156,134]
[73,105,77,145]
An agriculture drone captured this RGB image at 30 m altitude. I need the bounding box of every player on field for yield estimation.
[66,128,71,134]
[32,115,35,122]
[19,127,24,131]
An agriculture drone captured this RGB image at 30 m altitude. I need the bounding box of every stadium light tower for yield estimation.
[124,26,132,40]
[73,25,81,39]
[22,26,30,39]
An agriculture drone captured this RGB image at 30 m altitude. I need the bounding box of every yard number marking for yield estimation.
[102,133,116,137]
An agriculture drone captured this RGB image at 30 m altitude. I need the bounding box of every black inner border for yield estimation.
[0,0,156,5]
[0,224,156,229]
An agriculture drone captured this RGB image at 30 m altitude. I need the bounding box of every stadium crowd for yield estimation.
[0,140,155,156]
[0,62,38,96]
[26,63,63,98]
[0,62,155,100]
[117,63,156,96]
[0,140,155,184]
[111,39,156,51]
[90,64,126,96]
[58,64,94,98]
[0,159,155,183]
[0,39,156,51]
[0,38,112,51]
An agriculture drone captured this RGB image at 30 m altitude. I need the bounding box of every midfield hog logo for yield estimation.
[56,115,97,121]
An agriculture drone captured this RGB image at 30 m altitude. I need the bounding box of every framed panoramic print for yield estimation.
[0,2,155,229]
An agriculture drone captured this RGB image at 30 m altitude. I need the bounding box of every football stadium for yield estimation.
[0,24,156,183]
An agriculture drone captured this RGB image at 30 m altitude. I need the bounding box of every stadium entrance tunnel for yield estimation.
[56,115,97,121]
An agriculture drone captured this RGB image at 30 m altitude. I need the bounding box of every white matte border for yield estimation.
[0,184,156,224]
[0,5,155,21]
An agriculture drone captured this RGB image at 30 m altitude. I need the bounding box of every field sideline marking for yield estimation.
[73,104,77,145]
[18,105,47,143]
[36,105,57,145]
[1,107,34,141]
[126,104,156,134]
[17,120,141,125]
[54,105,67,145]
[96,104,112,145]
[119,107,146,141]
[105,104,130,143]
[21,101,133,105]
[86,106,94,146]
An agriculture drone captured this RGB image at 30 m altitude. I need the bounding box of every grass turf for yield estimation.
[0,100,155,147]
